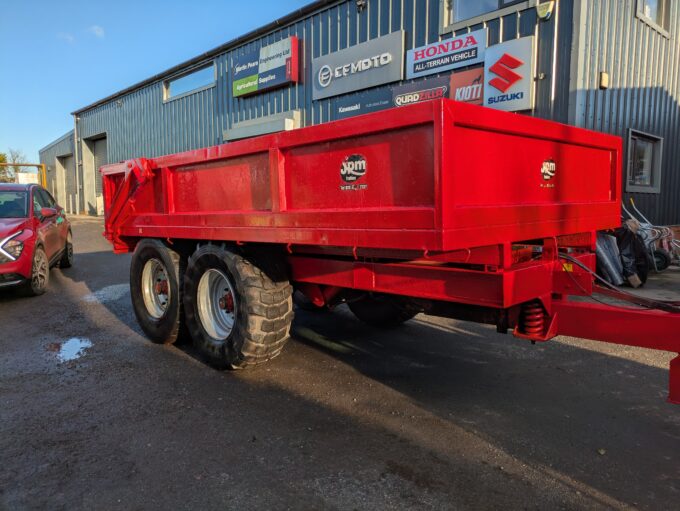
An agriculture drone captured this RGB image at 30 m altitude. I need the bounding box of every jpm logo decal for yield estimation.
[541,159,556,180]
[340,155,368,191]
[540,158,556,188]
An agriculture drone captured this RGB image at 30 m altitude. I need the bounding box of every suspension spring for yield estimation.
[521,301,545,336]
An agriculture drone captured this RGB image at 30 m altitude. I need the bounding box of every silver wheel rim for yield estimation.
[197,269,237,340]
[33,251,48,290]
[141,258,171,319]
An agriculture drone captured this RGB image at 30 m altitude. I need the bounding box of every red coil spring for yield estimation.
[521,302,545,336]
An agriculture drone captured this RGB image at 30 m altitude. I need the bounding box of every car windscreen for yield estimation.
[0,191,28,218]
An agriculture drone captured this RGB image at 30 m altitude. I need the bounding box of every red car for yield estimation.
[0,183,73,296]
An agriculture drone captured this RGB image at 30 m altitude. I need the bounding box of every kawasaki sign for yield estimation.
[232,37,299,98]
[312,31,405,100]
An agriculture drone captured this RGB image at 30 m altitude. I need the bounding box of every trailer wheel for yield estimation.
[348,294,418,328]
[183,245,293,369]
[653,249,671,272]
[130,239,185,344]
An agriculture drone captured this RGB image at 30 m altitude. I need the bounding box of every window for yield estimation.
[627,130,664,194]
[0,191,28,218]
[637,0,671,34]
[163,64,215,101]
[32,188,48,217]
[37,188,56,208]
[440,0,534,33]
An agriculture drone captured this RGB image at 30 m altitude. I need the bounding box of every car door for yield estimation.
[31,188,59,260]
[39,188,68,247]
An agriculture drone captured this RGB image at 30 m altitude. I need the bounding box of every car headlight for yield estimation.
[0,230,24,261]
[4,240,24,259]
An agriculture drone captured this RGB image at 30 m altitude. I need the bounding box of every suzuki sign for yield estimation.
[483,36,536,112]
[312,31,405,100]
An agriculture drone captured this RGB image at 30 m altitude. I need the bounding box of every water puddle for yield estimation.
[83,284,129,304]
[47,338,93,362]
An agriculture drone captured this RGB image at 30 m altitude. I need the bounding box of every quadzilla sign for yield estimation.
[312,31,405,100]
[392,75,450,107]
[406,29,486,80]
[232,37,299,98]
[483,36,535,112]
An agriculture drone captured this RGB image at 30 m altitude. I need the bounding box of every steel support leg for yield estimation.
[669,355,680,405]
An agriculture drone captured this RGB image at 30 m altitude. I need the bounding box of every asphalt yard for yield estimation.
[1,217,678,510]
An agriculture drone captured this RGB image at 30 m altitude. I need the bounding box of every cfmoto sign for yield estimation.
[312,31,404,100]
[318,65,333,88]
[317,54,393,89]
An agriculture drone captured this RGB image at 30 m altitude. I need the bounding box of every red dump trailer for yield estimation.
[102,99,679,404]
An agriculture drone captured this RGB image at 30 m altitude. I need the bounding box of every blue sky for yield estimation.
[0,0,308,161]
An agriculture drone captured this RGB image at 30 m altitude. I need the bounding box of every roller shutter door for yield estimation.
[93,137,107,196]
[62,155,76,214]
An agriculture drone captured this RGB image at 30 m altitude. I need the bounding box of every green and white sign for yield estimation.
[232,37,300,98]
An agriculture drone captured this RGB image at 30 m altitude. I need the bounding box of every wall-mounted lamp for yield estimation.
[536,1,555,21]
[356,0,366,13]
[599,72,610,90]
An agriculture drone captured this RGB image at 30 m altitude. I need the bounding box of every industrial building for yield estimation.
[40,0,679,224]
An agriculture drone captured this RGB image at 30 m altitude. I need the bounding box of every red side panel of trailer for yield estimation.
[102,100,621,254]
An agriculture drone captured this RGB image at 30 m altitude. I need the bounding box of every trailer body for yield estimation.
[102,100,679,403]
[103,101,620,253]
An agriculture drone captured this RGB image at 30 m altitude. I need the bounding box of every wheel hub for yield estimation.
[141,258,171,319]
[219,292,234,312]
[197,269,237,340]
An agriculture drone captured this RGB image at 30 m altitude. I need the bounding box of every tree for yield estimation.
[8,148,27,177]
[0,149,27,183]
[0,152,9,183]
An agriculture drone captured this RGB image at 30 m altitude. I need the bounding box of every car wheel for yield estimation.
[59,231,73,268]
[22,247,50,296]
[183,244,293,369]
[129,239,186,344]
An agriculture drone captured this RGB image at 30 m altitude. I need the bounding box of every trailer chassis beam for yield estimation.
[552,299,680,404]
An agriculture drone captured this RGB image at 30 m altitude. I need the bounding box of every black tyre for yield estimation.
[59,231,73,268]
[653,249,671,272]
[183,244,293,369]
[348,294,418,328]
[130,239,185,344]
[21,246,49,297]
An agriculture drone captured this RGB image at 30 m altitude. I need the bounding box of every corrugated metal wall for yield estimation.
[38,130,75,210]
[572,0,680,225]
[76,0,566,164]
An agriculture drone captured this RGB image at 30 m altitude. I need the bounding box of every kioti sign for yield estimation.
[232,37,299,98]
[483,36,536,112]
[450,68,484,105]
[312,31,405,100]
[406,29,486,80]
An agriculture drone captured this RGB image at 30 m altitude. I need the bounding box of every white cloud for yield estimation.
[57,32,75,44]
[88,25,105,38]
